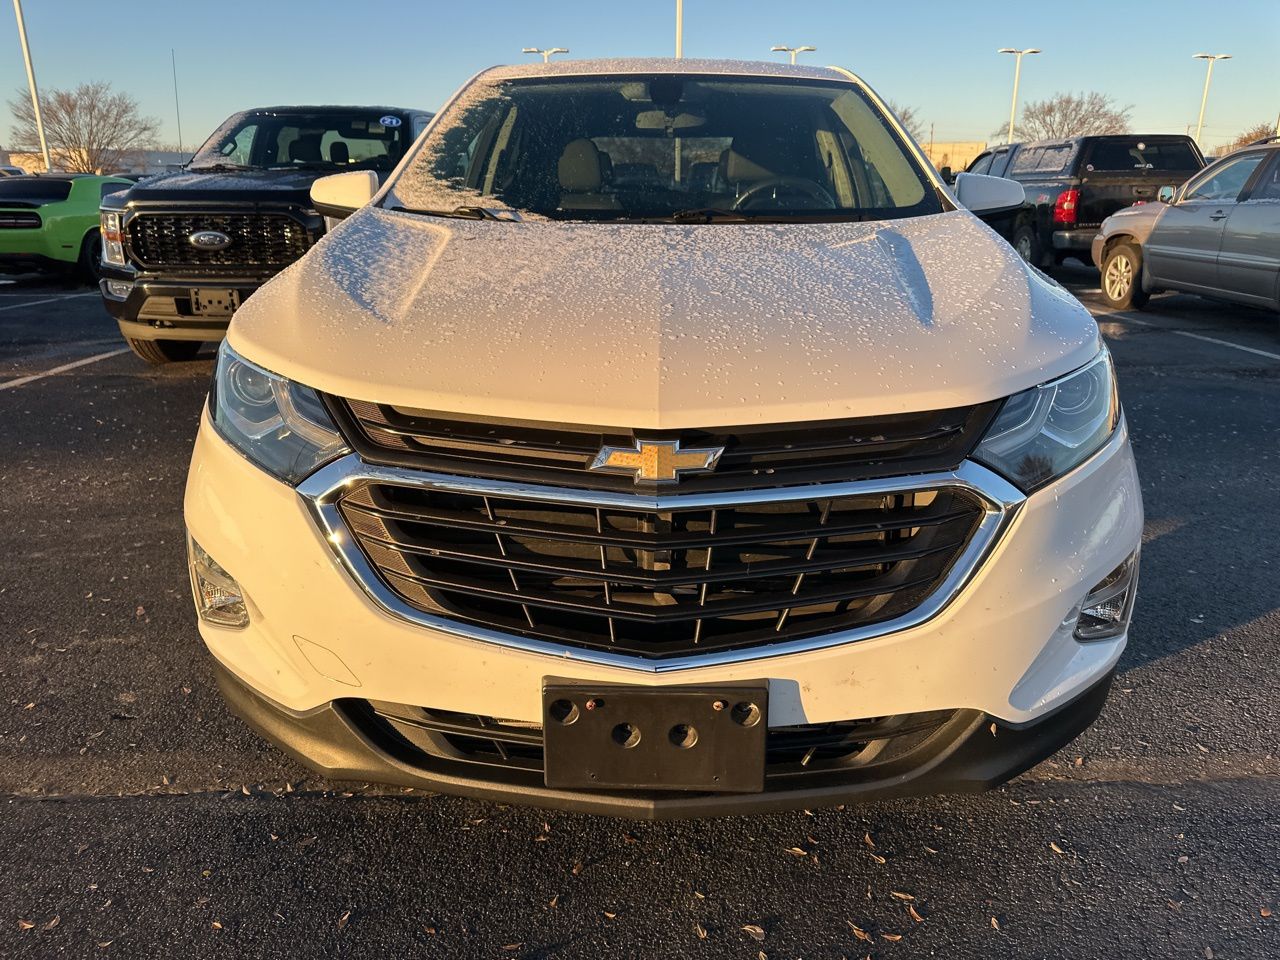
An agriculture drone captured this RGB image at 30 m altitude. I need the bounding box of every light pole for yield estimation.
[522,47,569,64]
[998,48,1040,144]
[771,45,816,65]
[675,0,683,58]
[12,0,52,171]
[1193,53,1231,147]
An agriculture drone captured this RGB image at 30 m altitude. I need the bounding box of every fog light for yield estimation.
[187,535,248,628]
[106,279,130,298]
[1074,552,1138,641]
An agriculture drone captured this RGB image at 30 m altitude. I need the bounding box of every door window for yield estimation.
[1244,155,1280,201]
[1182,153,1265,203]
[967,152,993,175]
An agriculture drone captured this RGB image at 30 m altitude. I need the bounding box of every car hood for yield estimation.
[230,207,1100,429]
[111,168,333,206]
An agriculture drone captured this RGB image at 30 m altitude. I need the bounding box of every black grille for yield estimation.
[357,700,956,784]
[126,212,315,268]
[328,399,1000,493]
[339,481,985,659]
[0,211,41,229]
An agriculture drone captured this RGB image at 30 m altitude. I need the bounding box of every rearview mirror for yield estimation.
[1157,185,1177,204]
[953,172,1025,216]
[310,170,378,220]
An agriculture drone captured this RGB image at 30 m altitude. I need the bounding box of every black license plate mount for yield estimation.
[542,681,768,793]
[189,288,240,317]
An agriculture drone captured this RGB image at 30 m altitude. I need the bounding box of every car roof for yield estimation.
[473,58,855,84]
[241,105,430,115]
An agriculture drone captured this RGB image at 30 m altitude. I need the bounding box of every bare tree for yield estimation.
[1223,122,1275,154]
[8,81,158,172]
[888,101,925,142]
[991,91,1132,142]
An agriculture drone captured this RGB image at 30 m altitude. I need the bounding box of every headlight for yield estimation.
[210,342,349,485]
[100,210,126,266]
[974,350,1119,491]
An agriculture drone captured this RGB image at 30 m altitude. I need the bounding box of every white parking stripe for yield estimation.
[0,348,130,391]
[0,292,97,313]
[1097,311,1280,362]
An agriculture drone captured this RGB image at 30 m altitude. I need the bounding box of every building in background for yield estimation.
[919,140,987,175]
[3,149,190,175]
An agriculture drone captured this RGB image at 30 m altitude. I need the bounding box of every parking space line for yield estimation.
[1097,311,1280,362]
[0,292,97,313]
[0,348,130,392]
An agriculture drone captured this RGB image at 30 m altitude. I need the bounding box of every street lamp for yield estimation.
[771,45,816,65]
[12,0,52,171]
[998,47,1041,144]
[522,47,569,64]
[1193,53,1231,146]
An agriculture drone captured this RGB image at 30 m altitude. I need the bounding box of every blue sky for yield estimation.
[4,1,1277,153]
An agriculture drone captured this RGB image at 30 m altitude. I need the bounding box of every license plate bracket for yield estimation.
[542,680,768,793]
[189,288,240,317]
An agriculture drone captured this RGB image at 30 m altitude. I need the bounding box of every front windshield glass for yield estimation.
[391,74,943,222]
[190,111,409,173]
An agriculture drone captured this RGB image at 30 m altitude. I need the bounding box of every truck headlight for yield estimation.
[100,210,126,266]
[974,349,1119,491]
[209,341,349,485]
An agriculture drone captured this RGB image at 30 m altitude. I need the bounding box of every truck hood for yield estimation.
[111,168,331,207]
[230,207,1100,428]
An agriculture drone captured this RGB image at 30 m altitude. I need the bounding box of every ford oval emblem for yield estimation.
[189,229,232,250]
[379,115,402,127]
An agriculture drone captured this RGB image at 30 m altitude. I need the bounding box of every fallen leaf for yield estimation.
[622,832,638,844]
[97,941,113,948]
[881,933,903,942]
[742,924,766,942]
[1073,756,1084,767]
[870,853,887,865]
[422,925,437,935]
[989,722,997,736]
[863,832,876,849]
[17,919,34,931]
[1204,948,1215,959]
[211,921,222,930]
[548,894,559,909]
[1261,907,1272,918]
[847,921,872,942]
[695,922,707,940]
[909,905,925,923]
[337,911,351,931]
[890,891,914,901]
[571,861,584,876]
[923,846,939,855]
[1178,855,1190,864]
[1050,842,1065,855]
[758,953,768,960]
[501,944,523,952]
[785,847,808,857]
[603,911,616,920]
[44,916,60,931]
[991,916,1001,930]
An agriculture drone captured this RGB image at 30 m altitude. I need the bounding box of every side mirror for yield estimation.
[1157,185,1177,204]
[939,165,954,185]
[953,172,1025,216]
[310,170,378,220]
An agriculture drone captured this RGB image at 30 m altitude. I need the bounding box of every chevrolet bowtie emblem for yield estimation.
[589,439,725,483]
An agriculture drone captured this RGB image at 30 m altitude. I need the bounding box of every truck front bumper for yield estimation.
[100,274,269,341]
[185,409,1143,816]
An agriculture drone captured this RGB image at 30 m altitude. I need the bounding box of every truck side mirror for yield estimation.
[1157,185,1177,204]
[311,171,378,220]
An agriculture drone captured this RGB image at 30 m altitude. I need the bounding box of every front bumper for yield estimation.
[186,409,1143,814]
[99,273,269,341]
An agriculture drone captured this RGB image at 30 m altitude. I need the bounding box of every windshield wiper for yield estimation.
[186,162,254,172]
[666,208,751,223]
[389,204,522,222]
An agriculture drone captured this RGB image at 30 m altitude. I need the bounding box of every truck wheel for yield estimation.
[1012,225,1043,267]
[1101,243,1149,310]
[77,230,104,285]
[125,337,203,365]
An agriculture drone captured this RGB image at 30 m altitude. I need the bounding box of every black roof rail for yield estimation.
[1248,135,1280,145]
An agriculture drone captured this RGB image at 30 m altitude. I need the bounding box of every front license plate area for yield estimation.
[542,682,768,793]
[189,288,240,317]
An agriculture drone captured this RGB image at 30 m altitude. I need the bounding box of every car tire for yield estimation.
[125,337,203,365]
[1012,225,1043,267]
[77,230,104,285]
[1101,242,1149,310]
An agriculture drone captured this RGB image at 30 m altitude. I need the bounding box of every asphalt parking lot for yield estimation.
[1,268,1277,959]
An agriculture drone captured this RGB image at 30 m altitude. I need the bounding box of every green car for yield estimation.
[0,174,134,281]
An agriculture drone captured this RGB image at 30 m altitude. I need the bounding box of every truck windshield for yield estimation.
[391,74,943,222]
[189,111,409,173]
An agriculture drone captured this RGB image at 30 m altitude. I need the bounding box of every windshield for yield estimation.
[190,110,410,173]
[390,74,943,222]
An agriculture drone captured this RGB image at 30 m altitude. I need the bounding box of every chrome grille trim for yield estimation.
[298,455,1025,673]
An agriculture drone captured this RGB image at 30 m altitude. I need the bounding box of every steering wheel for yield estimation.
[732,176,836,211]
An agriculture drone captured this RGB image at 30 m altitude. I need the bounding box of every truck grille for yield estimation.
[0,211,41,229]
[126,212,315,268]
[336,479,986,659]
[329,399,999,493]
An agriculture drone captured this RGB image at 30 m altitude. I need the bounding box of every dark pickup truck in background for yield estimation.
[99,104,432,364]
[962,134,1205,268]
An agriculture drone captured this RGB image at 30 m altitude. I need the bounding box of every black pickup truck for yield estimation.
[963,134,1205,268]
[99,105,432,363]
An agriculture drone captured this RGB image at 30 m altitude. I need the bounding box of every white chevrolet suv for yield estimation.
[185,60,1142,818]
